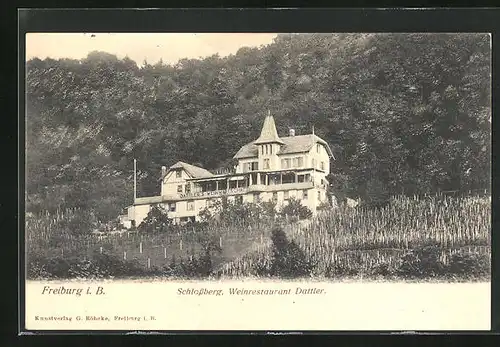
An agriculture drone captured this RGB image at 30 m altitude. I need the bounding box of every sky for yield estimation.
[26,33,278,65]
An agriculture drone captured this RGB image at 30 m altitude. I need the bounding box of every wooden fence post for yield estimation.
[164,247,167,259]
[140,242,143,254]
[124,251,127,260]
[99,246,103,254]
[147,258,151,269]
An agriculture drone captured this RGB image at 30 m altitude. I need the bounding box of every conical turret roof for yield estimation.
[254,111,285,145]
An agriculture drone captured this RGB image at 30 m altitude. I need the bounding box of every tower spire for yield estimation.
[254,111,284,145]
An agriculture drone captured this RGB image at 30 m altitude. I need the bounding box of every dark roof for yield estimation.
[160,161,214,181]
[233,134,335,159]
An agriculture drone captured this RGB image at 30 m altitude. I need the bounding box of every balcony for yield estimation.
[179,186,248,199]
[177,181,317,200]
[248,181,315,192]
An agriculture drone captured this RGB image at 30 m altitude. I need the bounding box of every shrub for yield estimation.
[138,204,173,233]
[316,201,332,212]
[397,246,446,278]
[324,262,359,278]
[447,252,491,278]
[280,198,312,220]
[26,252,147,280]
[268,227,315,278]
[55,209,98,236]
[201,199,277,226]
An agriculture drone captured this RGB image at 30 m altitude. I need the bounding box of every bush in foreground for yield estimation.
[261,227,315,278]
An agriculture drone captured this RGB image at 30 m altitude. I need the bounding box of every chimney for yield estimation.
[161,166,166,176]
[289,129,295,137]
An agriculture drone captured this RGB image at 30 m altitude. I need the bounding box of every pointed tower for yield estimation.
[255,110,285,146]
[255,111,284,171]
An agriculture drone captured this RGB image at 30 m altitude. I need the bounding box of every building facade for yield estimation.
[124,113,334,227]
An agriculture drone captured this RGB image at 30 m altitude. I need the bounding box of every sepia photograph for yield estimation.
[23,31,492,331]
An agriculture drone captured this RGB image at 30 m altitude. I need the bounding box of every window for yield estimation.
[177,185,183,193]
[247,162,258,172]
[264,159,270,169]
[282,158,290,169]
[176,170,182,178]
[317,191,321,201]
[298,175,305,183]
[265,145,268,155]
[284,191,289,200]
[320,161,325,171]
[303,190,308,200]
[187,200,194,211]
[168,203,176,212]
[185,184,191,193]
[270,145,273,154]
[317,144,321,153]
[272,192,278,202]
[297,157,303,167]
[236,195,243,204]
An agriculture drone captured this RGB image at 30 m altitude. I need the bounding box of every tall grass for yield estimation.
[214,194,491,280]
[26,194,491,280]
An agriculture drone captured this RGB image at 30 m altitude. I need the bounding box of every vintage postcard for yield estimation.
[23,31,491,331]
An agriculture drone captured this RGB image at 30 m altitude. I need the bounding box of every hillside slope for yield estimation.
[26,33,491,222]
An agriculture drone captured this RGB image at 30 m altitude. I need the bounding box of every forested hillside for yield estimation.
[26,33,491,222]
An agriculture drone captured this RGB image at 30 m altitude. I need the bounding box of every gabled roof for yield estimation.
[160,161,214,181]
[233,134,335,159]
[254,114,285,145]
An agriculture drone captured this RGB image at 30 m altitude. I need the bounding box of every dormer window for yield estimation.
[316,144,321,153]
[176,170,182,178]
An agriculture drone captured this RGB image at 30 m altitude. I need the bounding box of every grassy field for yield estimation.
[26,194,491,280]
[26,208,275,278]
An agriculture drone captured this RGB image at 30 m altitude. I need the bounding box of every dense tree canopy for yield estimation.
[26,33,491,219]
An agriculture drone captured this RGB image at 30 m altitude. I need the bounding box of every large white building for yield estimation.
[123,113,334,227]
